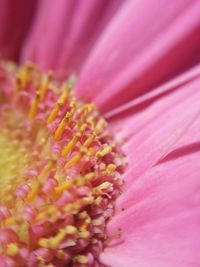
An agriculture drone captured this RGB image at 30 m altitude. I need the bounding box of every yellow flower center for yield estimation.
[0,62,125,266]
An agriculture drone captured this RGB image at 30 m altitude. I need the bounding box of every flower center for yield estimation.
[0,109,29,205]
[0,62,125,266]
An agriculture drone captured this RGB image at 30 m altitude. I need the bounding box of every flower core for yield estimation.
[0,62,124,267]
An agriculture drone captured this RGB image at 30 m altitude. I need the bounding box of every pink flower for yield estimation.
[0,1,200,267]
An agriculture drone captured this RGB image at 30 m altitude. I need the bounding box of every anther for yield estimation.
[83,133,96,148]
[47,88,69,123]
[61,133,80,157]
[54,112,72,141]
[64,152,82,169]
[40,72,52,100]
[28,92,40,119]
[96,145,112,158]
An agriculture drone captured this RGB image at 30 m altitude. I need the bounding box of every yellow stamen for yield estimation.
[80,123,87,132]
[36,205,58,222]
[27,181,40,202]
[14,77,21,94]
[47,86,69,123]
[6,243,19,256]
[96,145,112,158]
[54,112,72,141]
[107,163,116,173]
[73,255,88,264]
[101,164,116,176]
[17,64,30,87]
[95,118,106,132]
[64,149,85,169]
[4,215,23,226]
[40,72,52,100]
[83,133,96,147]
[54,180,73,195]
[39,225,77,249]
[38,159,56,183]
[84,172,95,181]
[61,133,80,157]
[78,230,90,238]
[28,92,40,119]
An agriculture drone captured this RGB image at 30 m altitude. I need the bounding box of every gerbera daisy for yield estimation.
[0,1,200,267]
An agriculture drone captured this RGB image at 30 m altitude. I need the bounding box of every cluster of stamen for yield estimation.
[0,62,125,267]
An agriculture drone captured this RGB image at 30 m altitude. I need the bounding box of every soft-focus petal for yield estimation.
[107,65,200,144]
[105,64,200,122]
[76,0,200,112]
[122,78,200,185]
[101,152,200,267]
[100,67,200,267]
[22,0,123,78]
[0,0,37,60]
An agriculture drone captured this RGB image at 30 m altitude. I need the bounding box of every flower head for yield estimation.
[0,1,200,267]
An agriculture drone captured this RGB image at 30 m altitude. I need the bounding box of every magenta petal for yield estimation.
[21,0,77,72]
[121,78,200,185]
[0,0,37,60]
[107,65,200,143]
[100,153,200,267]
[21,0,123,78]
[75,0,200,112]
[105,64,200,121]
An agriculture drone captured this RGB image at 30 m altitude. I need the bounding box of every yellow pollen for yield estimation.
[96,145,112,157]
[84,172,95,181]
[73,255,89,264]
[6,243,19,256]
[39,225,77,249]
[78,230,90,239]
[80,123,87,132]
[95,118,106,132]
[107,163,116,172]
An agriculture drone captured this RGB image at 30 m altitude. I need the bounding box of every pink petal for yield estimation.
[159,115,200,164]
[100,152,200,267]
[105,64,200,121]
[0,0,37,60]
[109,65,200,143]
[21,0,123,78]
[174,121,200,149]
[75,0,200,112]
[122,78,200,185]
